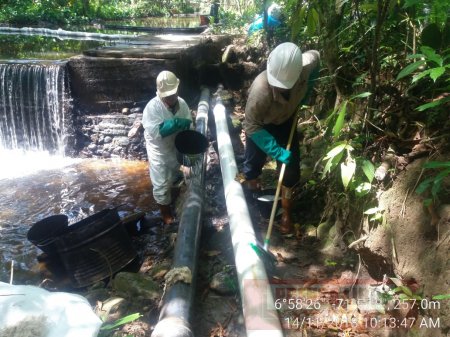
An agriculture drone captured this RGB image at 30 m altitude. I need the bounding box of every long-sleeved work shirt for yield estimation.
[244,50,320,136]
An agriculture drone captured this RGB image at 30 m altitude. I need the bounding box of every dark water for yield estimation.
[0,16,200,60]
[0,34,115,60]
[0,155,154,284]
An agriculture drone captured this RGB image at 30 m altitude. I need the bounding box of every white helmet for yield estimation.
[156,71,180,97]
[267,42,302,89]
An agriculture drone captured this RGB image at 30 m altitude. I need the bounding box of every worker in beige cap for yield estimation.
[142,71,192,224]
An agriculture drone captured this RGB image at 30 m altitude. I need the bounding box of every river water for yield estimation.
[0,151,154,284]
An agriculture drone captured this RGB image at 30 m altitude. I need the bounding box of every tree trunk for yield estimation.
[317,1,345,109]
[81,0,90,16]
[368,0,390,113]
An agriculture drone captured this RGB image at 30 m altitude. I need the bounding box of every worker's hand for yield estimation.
[174,118,192,130]
[276,148,291,165]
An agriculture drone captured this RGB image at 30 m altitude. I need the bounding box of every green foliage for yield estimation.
[390,277,423,301]
[324,258,337,267]
[327,92,372,138]
[218,7,257,33]
[288,1,321,43]
[432,294,450,300]
[96,1,166,20]
[98,312,142,337]
[0,0,171,26]
[321,141,376,195]
[403,0,450,28]
[416,161,450,206]
[396,46,450,113]
[320,92,375,194]
[363,206,384,223]
[421,23,444,50]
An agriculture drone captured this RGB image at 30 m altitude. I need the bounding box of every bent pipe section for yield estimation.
[213,91,284,337]
[152,87,210,337]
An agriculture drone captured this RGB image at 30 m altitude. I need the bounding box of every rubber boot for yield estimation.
[280,186,293,234]
[158,204,174,225]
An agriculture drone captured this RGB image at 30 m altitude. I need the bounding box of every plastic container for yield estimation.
[255,189,281,219]
[27,215,69,255]
[174,129,208,167]
[55,208,137,288]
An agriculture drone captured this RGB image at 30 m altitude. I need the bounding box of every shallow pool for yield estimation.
[0,155,154,284]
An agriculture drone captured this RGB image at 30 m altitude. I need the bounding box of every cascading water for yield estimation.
[0,62,70,154]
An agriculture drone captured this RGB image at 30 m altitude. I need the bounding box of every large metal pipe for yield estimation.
[213,92,284,337]
[152,87,210,337]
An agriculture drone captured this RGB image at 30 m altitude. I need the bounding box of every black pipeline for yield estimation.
[152,87,210,337]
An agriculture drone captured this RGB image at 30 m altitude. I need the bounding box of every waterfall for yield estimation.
[0,62,71,154]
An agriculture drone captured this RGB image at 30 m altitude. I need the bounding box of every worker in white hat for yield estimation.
[142,70,193,224]
[242,42,320,234]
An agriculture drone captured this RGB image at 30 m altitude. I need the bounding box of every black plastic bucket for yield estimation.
[174,130,208,167]
[27,215,69,255]
[55,208,137,288]
[255,189,282,219]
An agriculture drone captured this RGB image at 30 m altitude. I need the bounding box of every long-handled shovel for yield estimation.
[263,112,299,251]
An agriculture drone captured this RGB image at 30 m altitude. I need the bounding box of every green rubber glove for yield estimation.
[174,118,192,130]
[159,119,178,137]
[250,129,292,164]
[159,118,192,137]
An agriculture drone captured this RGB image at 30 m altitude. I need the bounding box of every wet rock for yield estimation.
[164,267,192,290]
[112,146,122,155]
[305,224,317,237]
[209,269,238,295]
[113,272,161,301]
[128,120,143,138]
[130,107,142,114]
[121,320,151,337]
[80,150,93,158]
[87,144,97,151]
[150,262,172,280]
[90,133,100,143]
[317,221,332,240]
[102,128,129,137]
[94,297,128,323]
[84,287,111,306]
[98,121,129,130]
[77,109,146,160]
[114,137,130,147]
